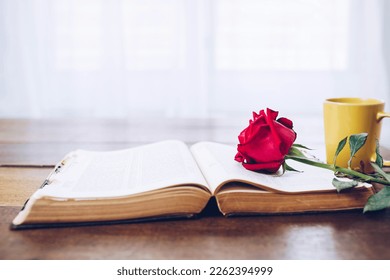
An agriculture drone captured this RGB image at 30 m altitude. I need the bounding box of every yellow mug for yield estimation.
[323,97,390,173]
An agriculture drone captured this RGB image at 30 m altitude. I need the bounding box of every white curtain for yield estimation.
[0,0,389,127]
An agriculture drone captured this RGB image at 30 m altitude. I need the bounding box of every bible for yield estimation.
[11,140,374,229]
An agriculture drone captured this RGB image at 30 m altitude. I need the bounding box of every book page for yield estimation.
[35,140,209,199]
[190,142,358,194]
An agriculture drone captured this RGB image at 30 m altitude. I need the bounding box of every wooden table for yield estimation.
[1,119,389,260]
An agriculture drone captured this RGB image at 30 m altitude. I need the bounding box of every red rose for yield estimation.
[235,108,297,173]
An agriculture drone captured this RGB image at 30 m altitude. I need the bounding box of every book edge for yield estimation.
[10,213,197,230]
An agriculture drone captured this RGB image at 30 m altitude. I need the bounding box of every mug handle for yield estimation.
[377,112,390,121]
[377,112,390,167]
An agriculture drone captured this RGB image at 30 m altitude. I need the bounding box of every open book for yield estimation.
[11,140,374,229]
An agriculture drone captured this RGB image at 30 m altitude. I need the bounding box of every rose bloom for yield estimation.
[235,108,297,173]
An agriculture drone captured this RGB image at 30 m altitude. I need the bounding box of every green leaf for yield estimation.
[363,186,390,213]
[333,136,347,165]
[348,133,368,168]
[292,144,312,150]
[375,140,383,169]
[370,162,390,182]
[288,146,306,158]
[349,133,368,157]
[332,178,358,192]
[281,162,287,175]
[284,161,302,173]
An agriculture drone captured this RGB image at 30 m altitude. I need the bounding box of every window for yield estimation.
[215,0,349,70]
[0,0,388,122]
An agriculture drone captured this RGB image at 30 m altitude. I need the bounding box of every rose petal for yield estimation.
[277,117,293,129]
[242,161,282,173]
[238,128,247,143]
[274,121,297,154]
[234,152,244,162]
[265,108,281,147]
[259,109,266,118]
[237,128,285,163]
[266,108,279,120]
